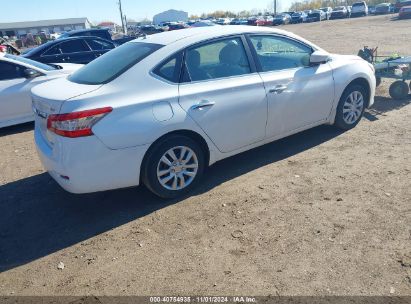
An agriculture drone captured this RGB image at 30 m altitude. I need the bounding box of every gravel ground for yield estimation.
[0,14,410,296]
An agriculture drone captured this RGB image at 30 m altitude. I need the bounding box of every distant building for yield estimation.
[0,18,92,37]
[153,9,188,25]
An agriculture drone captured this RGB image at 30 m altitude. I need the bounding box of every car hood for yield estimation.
[32,76,102,102]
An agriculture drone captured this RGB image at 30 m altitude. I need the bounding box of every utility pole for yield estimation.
[274,0,277,15]
[118,0,126,34]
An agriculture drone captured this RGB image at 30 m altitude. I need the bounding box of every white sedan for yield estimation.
[0,53,82,128]
[32,26,376,198]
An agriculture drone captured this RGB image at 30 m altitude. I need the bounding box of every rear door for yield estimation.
[248,34,335,138]
[178,36,268,153]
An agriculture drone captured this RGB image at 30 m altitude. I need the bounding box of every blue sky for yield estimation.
[2,0,290,24]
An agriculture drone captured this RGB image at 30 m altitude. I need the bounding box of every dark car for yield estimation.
[375,3,392,14]
[139,25,164,35]
[272,13,291,25]
[395,0,411,12]
[59,28,135,45]
[22,36,117,64]
[330,6,350,19]
[291,11,308,23]
[399,5,411,17]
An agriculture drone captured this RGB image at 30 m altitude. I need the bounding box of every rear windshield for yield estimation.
[69,42,163,85]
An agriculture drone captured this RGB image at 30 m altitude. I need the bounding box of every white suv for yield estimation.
[351,1,369,16]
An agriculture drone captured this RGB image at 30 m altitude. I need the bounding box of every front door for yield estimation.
[248,35,335,138]
[178,37,268,153]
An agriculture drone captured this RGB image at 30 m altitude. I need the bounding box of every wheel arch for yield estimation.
[140,129,211,180]
[347,77,372,108]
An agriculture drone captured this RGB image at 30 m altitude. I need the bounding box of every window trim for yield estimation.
[245,33,315,73]
[151,51,184,84]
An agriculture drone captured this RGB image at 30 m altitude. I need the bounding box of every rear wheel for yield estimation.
[389,81,409,100]
[141,135,205,199]
[334,84,367,130]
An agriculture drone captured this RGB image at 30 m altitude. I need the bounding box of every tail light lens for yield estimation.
[47,107,112,138]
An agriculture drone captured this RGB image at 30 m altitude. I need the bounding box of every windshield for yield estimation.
[5,54,56,71]
[334,6,345,10]
[69,41,163,85]
[353,2,365,7]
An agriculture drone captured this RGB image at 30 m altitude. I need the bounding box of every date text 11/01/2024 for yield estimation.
[149,297,257,303]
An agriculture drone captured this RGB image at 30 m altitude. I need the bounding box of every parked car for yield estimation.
[272,14,291,25]
[257,16,275,26]
[247,17,258,25]
[59,28,134,45]
[168,23,190,31]
[291,11,308,23]
[139,25,164,35]
[368,5,377,14]
[330,6,350,19]
[399,5,411,17]
[320,7,333,19]
[375,3,392,14]
[32,26,376,198]
[395,0,411,12]
[0,53,82,128]
[307,10,327,22]
[351,1,369,16]
[22,36,117,65]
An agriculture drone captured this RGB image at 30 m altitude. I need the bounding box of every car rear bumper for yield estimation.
[34,125,150,194]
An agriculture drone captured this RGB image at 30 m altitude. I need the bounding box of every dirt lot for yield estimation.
[0,15,410,296]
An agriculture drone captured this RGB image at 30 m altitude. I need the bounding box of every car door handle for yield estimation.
[191,100,215,110]
[269,85,288,94]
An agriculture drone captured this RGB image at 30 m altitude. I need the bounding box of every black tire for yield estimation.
[389,81,409,100]
[141,135,205,199]
[376,76,382,87]
[334,84,367,130]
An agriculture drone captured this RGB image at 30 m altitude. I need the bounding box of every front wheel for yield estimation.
[334,84,367,130]
[141,135,205,199]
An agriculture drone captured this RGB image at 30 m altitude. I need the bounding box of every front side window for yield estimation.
[184,37,251,82]
[0,62,25,81]
[250,35,312,72]
[69,42,163,85]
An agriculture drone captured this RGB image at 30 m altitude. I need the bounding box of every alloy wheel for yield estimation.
[156,146,199,191]
[342,91,364,125]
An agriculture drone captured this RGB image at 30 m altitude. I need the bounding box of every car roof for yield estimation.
[65,28,107,34]
[132,25,293,46]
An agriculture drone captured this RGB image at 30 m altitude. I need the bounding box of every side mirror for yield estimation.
[310,50,331,65]
[24,68,41,79]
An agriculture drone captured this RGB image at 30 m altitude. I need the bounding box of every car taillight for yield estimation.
[47,107,112,138]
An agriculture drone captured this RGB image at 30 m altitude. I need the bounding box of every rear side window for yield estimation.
[153,53,182,83]
[69,42,163,85]
[86,39,115,51]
